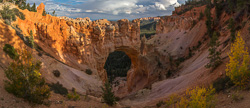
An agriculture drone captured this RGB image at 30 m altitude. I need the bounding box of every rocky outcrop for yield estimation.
[156,5,206,34]
[16,3,159,93]
[15,2,210,97]
[138,17,160,21]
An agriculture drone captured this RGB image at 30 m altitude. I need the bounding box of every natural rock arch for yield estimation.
[16,3,160,94]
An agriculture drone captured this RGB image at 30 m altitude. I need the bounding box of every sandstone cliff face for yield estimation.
[157,5,206,34]
[16,3,157,93]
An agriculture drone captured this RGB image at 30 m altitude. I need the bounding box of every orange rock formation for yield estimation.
[16,3,161,93]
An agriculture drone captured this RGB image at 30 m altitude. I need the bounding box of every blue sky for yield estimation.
[27,0,187,20]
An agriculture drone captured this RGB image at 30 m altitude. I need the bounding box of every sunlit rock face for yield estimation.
[16,3,163,93]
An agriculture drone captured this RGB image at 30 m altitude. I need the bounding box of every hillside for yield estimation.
[140,20,157,39]
[0,0,250,108]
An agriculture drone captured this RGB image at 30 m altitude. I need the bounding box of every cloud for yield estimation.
[27,0,186,20]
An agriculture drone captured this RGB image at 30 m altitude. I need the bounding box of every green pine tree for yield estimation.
[52,10,57,16]
[26,3,30,11]
[31,3,36,12]
[228,18,236,41]
[205,32,222,70]
[4,49,50,104]
[42,9,46,16]
[205,6,212,38]
[29,30,34,48]
[102,81,116,106]
[227,0,235,14]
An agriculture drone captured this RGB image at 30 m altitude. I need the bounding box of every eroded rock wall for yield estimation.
[16,3,149,93]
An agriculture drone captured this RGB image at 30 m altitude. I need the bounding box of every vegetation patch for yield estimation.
[85,69,92,75]
[205,32,222,71]
[213,76,234,92]
[165,86,216,108]
[48,82,68,96]
[52,70,60,77]
[0,6,25,23]
[156,101,165,108]
[174,0,210,15]
[232,92,244,102]
[102,81,116,106]
[67,88,80,101]
[140,20,157,39]
[4,49,50,104]
[228,18,236,41]
[226,32,250,87]
[199,12,204,21]
[3,44,19,60]
[12,8,25,20]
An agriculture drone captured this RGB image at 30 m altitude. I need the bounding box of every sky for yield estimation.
[27,0,188,20]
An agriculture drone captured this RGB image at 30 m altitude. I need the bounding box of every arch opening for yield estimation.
[104,51,131,83]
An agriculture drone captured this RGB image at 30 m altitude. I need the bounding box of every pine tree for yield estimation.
[199,11,204,21]
[29,30,34,48]
[18,0,27,10]
[102,81,116,106]
[31,3,36,12]
[205,6,212,37]
[214,0,222,19]
[4,49,50,104]
[228,18,236,41]
[227,0,235,14]
[51,10,57,16]
[205,32,222,70]
[42,9,46,16]
[26,3,30,11]
[226,32,250,87]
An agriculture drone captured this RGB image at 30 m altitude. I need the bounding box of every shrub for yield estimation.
[177,86,216,108]
[0,5,15,21]
[232,92,244,102]
[48,82,68,95]
[165,86,216,107]
[4,49,50,104]
[102,81,116,106]
[165,94,180,107]
[156,101,165,108]
[3,44,19,60]
[67,88,80,101]
[85,69,92,75]
[0,6,25,22]
[52,70,60,77]
[12,8,25,20]
[226,32,250,87]
[213,76,234,92]
[188,47,194,58]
